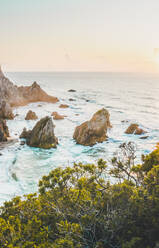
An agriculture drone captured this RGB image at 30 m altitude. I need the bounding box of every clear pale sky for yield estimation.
[1,0,159,72]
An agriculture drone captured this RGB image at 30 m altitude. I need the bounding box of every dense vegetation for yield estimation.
[0,142,159,248]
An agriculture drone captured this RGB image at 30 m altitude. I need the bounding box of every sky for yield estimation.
[1,0,159,72]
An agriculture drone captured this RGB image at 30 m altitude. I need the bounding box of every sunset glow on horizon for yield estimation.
[1,0,159,72]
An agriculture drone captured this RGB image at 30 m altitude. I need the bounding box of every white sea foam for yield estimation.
[0,71,159,204]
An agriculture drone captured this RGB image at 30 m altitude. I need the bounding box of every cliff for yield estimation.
[0,67,58,107]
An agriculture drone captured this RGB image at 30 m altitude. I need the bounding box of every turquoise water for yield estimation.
[0,72,159,204]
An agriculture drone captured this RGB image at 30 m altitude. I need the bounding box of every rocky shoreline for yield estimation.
[0,67,148,150]
[0,67,58,145]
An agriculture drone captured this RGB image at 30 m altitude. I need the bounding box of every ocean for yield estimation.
[0,71,159,204]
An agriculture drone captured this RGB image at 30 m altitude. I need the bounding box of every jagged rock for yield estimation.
[73,108,111,146]
[69,98,76,101]
[68,89,76,92]
[20,128,31,139]
[20,116,58,149]
[0,67,58,107]
[51,112,66,120]
[25,110,38,120]
[11,172,18,181]
[0,119,9,142]
[59,104,69,108]
[0,100,14,119]
[125,123,146,135]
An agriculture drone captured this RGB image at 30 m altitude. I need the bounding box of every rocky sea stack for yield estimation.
[25,110,38,120]
[73,108,111,146]
[125,123,146,135]
[59,104,69,108]
[51,111,66,120]
[20,116,58,149]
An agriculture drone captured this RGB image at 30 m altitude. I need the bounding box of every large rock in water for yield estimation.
[59,104,69,108]
[0,67,58,107]
[25,110,38,120]
[20,116,58,149]
[73,108,111,146]
[0,119,9,142]
[125,123,146,135]
[51,111,66,120]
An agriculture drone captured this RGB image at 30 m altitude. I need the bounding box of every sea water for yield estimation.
[0,71,159,204]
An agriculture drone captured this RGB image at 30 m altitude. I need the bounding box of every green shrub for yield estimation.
[0,144,159,247]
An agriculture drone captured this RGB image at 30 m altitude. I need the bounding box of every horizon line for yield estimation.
[5,70,159,74]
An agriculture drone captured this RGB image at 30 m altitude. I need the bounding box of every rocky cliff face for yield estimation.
[0,67,59,144]
[0,100,14,119]
[20,116,58,149]
[0,66,4,78]
[0,67,58,107]
[73,108,111,146]
[0,119,9,142]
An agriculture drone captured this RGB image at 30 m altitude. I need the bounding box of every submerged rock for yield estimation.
[0,100,14,119]
[51,112,66,120]
[25,110,38,120]
[20,116,58,149]
[20,140,25,145]
[0,138,17,149]
[121,120,129,123]
[140,136,149,140]
[125,123,146,135]
[11,172,18,181]
[0,119,9,142]
[68,89,76,92]
[59,104,69,108]
[0,67,59,107]
[69,98,76,101]
[73,108,111,146]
